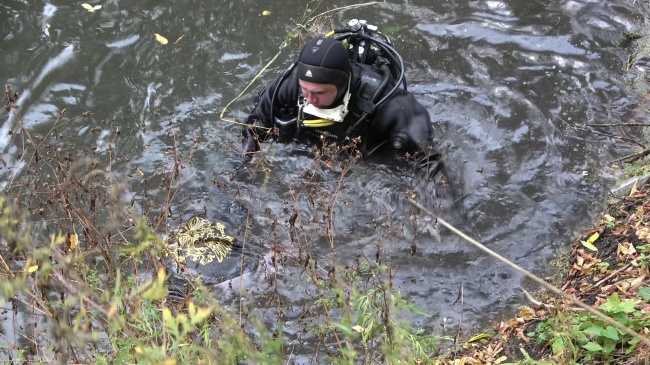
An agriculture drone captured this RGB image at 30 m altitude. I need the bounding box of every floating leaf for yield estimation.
[70,233,79,251]
[27,265,39,273]
[262,10,272,16]
[81,3,102,13]
[154,33,169,45]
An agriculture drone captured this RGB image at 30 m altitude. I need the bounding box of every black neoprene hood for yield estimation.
[297,37,351,98]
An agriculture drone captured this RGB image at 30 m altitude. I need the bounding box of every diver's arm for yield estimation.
[242,70,301,155]
[375,92,443,178]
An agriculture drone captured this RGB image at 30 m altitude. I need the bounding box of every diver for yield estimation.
[241,20,443,179]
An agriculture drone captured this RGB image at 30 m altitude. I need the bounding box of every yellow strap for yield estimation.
[302,119,335,127]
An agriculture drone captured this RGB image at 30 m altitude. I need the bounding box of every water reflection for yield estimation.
[0,0,647,355]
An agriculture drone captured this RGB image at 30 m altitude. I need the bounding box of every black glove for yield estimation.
[241,124,260,159]
[241,115,269,159]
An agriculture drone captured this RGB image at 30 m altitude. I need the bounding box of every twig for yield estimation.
[588,263,632,292]
[559,117,646,149]
[610,149,650,164]
[587,122,650,127]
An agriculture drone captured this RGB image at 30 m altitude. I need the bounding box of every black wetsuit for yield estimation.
[243,60,442,178]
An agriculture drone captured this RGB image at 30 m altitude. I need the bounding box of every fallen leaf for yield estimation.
[581,240,598,252]
[467,333,491,343]
[352,325,364,333]
[587,232,599,244]
[27,265,38,273]
[262,10,272,16]
[603,214,615,222]
[629,178,639,197]
[630,275,645,289]
[154,33,169,45]
[174,35,185,44]
[518,306,535,321]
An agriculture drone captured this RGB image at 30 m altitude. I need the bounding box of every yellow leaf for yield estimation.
[619,242,629,256]
[154,33,169,45]
[27,265,39,273]
[352,325,364,333]
[81,3,102,12]
[262,10,272,16]
[467,333,491,343]
[587,232,599,244]
[581,240,598,252]
[70,234,79,251]
[494,356,508,364]
[519,306,535,321]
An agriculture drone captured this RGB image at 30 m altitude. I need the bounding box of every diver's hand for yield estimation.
[241,124,260,159]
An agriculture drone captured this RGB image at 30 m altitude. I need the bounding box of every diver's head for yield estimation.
[297,37,350,108]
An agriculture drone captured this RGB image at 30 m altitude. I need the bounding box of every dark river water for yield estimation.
[1,0,648,360]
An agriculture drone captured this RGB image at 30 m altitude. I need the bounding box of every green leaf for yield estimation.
[583,325,604,337]
[551,338,565,355]
[330,322,355,338]
[618,300,636,314]
[602,326,620,341]
[602,341,617,354]
[638,287,650,301]
[600,293,621,312]
[583,342,603,352]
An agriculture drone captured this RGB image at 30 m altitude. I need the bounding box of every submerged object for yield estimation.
[164,216,276,300]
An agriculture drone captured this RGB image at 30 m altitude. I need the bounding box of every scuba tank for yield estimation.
[329,19,407,138]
